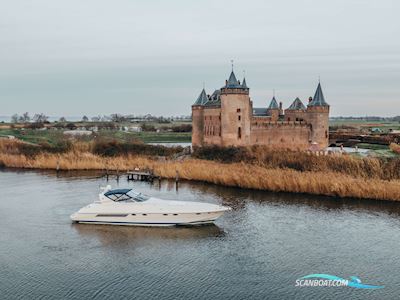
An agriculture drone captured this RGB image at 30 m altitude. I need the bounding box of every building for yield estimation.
[192,69,330,150]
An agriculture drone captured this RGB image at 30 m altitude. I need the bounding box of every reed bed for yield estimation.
[1,140,400,201]
[390,143,400,155]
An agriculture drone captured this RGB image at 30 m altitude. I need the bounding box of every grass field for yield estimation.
[330,119,400,133]
[0,128,191,144]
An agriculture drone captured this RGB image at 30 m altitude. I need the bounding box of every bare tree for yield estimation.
[33,113,49,124]
[59,117,67,123]
[82,115,89,122]
[11,114,19,123]
[110,113,125,123]
[21,112,30,123]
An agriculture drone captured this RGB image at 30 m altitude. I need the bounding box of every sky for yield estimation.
[0,0,399,118]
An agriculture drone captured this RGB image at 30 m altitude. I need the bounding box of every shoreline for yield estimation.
[1,152,399,201]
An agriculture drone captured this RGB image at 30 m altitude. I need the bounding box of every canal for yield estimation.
[0,169,399,299]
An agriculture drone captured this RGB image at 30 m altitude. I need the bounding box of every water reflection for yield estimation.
[177,180,400,217]
[20,168,400,217]
[72,223,224,248]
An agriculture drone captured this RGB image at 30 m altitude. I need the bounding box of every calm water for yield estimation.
[1,170,400,299]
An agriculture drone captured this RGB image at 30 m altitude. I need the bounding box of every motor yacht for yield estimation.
[70,186,231,227]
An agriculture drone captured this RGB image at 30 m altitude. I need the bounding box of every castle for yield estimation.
[192,69,330,150]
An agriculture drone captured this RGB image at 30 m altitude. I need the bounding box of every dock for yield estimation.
[127,170,155,182]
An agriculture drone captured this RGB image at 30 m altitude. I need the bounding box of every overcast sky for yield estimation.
[0,0,399,117]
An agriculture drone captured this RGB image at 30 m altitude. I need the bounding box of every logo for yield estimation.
[295,274,384,289]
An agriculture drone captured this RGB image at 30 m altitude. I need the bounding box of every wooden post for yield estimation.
[175,170,179,191]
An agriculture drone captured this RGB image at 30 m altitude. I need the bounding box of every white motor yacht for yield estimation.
[70,186,231,227]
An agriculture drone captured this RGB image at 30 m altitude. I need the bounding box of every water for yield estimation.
[1,170,399,299]
[148,142,192,147]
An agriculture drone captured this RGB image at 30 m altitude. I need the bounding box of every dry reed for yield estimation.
[390,143,400,155]
[1,140,400,201]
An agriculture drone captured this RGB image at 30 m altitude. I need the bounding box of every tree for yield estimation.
[59,117,67,123]
[110,114,125,123]
[82,115,89,122]
[33,113,49,124]
[11,114,19,124]
[21,112,30,123]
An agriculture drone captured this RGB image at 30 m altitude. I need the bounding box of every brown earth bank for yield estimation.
[0,140,399,201]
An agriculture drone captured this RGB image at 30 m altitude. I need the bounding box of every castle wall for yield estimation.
[250,120,311,150]
[203,107,222,145]
[284,110,307,122]
[220,89,251,146]
[191,106,204,147]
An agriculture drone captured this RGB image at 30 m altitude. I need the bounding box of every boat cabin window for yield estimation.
[104,189,150,202]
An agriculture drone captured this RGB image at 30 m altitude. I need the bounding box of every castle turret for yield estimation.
[306,82,330,149]
[220,70,251,146]
[191,88,208,147]
[266,96,280,121]
[241,77,248,89]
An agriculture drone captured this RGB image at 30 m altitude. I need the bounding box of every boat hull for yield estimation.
[71,211,225,227]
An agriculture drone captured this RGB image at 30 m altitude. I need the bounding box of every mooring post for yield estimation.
[175,170,179,191]
[116,168,119,181]
[56,160,60,175]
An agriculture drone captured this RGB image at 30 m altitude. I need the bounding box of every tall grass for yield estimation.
[1,140,399,201]
[390,143,400,155]
[193,145,400,180]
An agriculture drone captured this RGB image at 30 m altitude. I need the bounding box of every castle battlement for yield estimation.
[192,69,330,150]
[251,120,310,128]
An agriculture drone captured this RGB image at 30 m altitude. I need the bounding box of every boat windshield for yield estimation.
[104,189,150,202]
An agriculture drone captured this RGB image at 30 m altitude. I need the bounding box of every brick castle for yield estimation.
[192,69,330,150]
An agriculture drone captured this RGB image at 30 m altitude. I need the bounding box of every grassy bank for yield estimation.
[0,140,400,201]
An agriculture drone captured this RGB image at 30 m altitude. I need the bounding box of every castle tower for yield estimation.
[266,96,280,121]
[306,82,330,149]
[191,88,208,147]
[220,71,251,146]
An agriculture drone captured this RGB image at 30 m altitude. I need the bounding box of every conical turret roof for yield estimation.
[309,82,329,106]
[226,71,241,88]
[193,88,208,106]
[267,96,279,109]
[241,77,248,89]
[287,97,306,110]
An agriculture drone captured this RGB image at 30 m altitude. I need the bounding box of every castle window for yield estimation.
[325,130,328,138]
[238,115,241,121]
[238,127,242,139]
[237,108,241,113]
